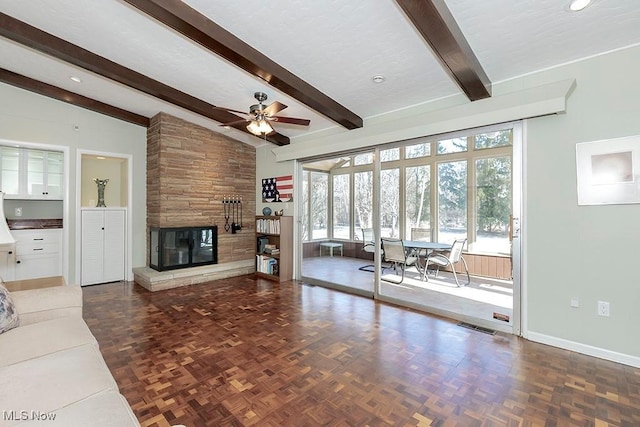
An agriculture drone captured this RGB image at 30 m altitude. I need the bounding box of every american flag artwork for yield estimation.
[262,175,293,202]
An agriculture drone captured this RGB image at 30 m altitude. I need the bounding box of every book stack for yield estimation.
[263,244,280,255]
[256,218,281,234]
[256,254,279,275]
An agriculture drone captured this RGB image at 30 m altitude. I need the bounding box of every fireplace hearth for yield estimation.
[150,226,218,271]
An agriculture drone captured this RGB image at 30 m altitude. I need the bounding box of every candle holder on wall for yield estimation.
[223,195,242,233]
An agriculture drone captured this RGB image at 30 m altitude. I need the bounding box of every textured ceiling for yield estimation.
[1,0,639,146]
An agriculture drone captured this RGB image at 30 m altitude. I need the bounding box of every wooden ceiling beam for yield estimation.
[122,0,363,130]
[0,68,150,127]
[395,0,491,101]
[0,12,289,145]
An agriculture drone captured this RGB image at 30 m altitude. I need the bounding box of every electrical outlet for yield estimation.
[570,298,579,308]
[597,301,610,317]
[14,207,22,217]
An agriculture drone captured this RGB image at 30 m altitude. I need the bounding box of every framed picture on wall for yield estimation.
[262,175,293,202]
[576,135,640,205]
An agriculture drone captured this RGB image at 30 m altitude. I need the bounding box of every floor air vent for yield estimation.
[457,322,496,335]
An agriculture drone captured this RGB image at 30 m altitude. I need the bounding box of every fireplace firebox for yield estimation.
[150,226,217,271]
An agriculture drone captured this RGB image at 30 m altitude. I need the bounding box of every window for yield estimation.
[474,130,512,150]
[475,156,512,254]
[354,153,372,165]
[332,174,350,239]
[380,168,399,238]
[354,170,372,238]
[380,148,399,162]
[405,142,430,159]
[438,160,467,244]
[302,126,514,256]
[302,170,309,240]
[437,137,467,154]
[310,172,328,239]
[405,165,430,241]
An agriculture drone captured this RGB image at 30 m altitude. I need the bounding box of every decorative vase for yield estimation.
[262,206,272,216]
[93,178,109,207]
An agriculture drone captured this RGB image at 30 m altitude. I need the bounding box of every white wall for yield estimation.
[255,144,295,216]
[514,45,640,364]
[0,83,147,284]
[265,44,640,365]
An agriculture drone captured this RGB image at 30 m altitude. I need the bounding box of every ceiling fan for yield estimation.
[215,92,311,136]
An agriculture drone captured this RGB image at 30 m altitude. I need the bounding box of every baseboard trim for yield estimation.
[527,331,640,368]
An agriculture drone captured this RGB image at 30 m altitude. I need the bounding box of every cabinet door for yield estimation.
[25,150,63,199]
[15,253,60,280]
[26,150,46,197]
[81,211,105,285]
[0,147,20,196]
[102,210,125,283]
[45,151,64,199]
[0,248,15,281]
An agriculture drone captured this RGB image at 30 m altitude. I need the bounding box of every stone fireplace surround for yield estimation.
[133,113,256,291]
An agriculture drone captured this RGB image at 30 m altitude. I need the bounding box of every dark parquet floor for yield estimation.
[82,277,640,427]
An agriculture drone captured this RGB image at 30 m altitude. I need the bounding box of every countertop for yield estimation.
[7,219,63,230]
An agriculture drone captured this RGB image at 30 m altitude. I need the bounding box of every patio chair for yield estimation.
[424,238,470,287]
[358,228,378,272]
[380,238,417,284]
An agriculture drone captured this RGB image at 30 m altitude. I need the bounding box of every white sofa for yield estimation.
[0,285,139,427]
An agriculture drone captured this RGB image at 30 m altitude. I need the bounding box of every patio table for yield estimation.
[402,240,451,279]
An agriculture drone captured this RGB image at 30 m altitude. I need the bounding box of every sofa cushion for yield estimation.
[15,391,139,427]
[0,282,19,334]
[10,286,82,326]
[0,344,118,426]
[0,316,98,367]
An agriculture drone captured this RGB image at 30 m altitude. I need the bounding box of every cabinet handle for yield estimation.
[33,238,44,241]
[33,248,44,251]
[8,251,12,254]
[16,260,21,264]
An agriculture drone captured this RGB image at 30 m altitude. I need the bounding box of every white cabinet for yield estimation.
[26,150,64,199]
[12,229,62,280]
[81,209,126,286]
[0,147,64,199]
[0,244,16,281]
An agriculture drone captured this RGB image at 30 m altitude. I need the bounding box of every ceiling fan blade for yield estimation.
[212,106,250,116]
[270,116,311,126]
[263,101,287,117]
[220,119,250,127]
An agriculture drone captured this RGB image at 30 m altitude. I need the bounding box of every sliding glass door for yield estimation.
[299,153,378,296]
[297,123,522,334]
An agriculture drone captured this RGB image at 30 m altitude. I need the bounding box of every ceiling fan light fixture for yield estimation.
[247,120,273,135]
[568,0,592,11]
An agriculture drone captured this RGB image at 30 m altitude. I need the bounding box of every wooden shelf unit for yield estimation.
[255,215,292,282]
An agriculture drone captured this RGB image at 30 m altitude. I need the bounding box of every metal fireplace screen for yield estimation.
[149,226,218,271]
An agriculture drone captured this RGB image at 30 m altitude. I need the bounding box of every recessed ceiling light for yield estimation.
[568,0,592,11]
[372,75,386,83]
[70,76,82,83]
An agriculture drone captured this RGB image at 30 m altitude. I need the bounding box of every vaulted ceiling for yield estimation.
[1,0,639,146]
